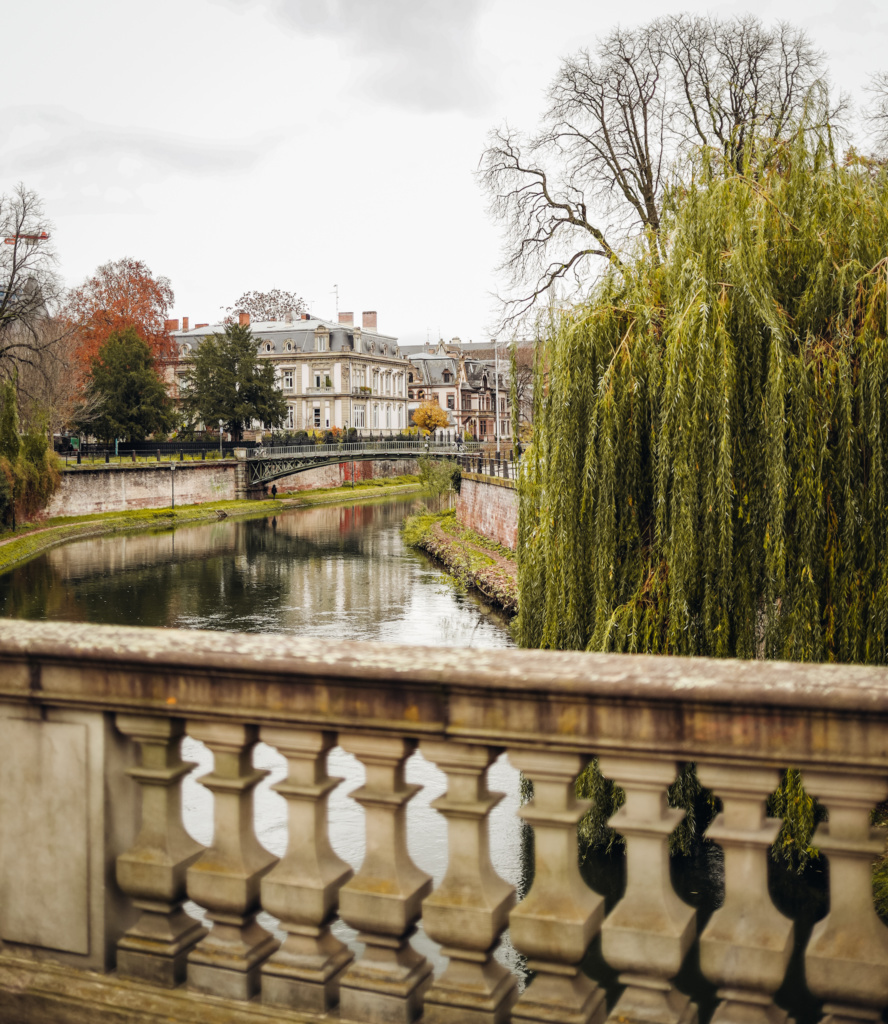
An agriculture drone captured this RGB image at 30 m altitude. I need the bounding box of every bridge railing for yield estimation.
[0,620,885,1024]
[251,439,481,459]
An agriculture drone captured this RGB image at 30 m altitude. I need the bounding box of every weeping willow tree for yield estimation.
[517,135,888,661]
[514,131,888,877]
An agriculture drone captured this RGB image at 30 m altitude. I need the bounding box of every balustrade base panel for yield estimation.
[820,1004,886,1024]
[711,989,794,1024]
[422,969,518,1024]
[607,974,698,1024]
[511,974,606,1024]
[117,945,197,989]
[262,961,350,1014]
[187,961,260,1002]
[339,961,433,1024]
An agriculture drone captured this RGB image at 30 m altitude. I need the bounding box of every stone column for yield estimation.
[115,715,207,987]
[598,755,697,1024]
[259,727,354,1013]
[803,770,888,1024]
[337,733,433,1024]
[507,750,606,1024]
[697,764,793,1024]
[185,721,278,1000]
[419,741,517,1024]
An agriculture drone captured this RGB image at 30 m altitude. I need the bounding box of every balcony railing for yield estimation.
[0,619,885,1024]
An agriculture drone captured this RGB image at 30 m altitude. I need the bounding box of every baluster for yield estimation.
[507,750,606,1024]
[598,755,697,1024]
[115,715,206,987]
[803,770,888,1024]
[419,741,517,1024]
[185,722,278,1000]
[337,734,433,1024]
[697,764,793,1023]
[259,727,354,1013]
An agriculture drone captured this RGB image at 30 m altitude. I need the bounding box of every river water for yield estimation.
[0,493,833,1021]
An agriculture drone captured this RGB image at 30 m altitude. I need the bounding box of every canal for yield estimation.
[0,493,831,1021]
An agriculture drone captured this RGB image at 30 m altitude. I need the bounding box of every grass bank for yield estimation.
[0,476,422,576]
[402,505,517,613]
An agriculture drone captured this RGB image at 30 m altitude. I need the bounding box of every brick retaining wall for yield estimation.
[456,473,519,550]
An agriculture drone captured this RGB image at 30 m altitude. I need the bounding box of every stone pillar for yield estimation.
[259,727,354,1013]
[115,715,207,987]
[419,741,517,1024]
[697,764,793,1023]
[507,750,606,1024]
[598,755,697,1024]
[337,733,433,1024]
[185,722,278,1000]
[803,770,888,1024]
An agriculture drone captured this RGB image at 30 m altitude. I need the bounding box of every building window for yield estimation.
[265,342,273,352]
[480,419,487,436]
[373,405,379,428]
[354,404,366,428]
[314,370,322,388]
[501,419,509,435]
[286,406,295,429]
[313,405,321,427]
[408,372,414,383]
[443,371,451,383]
[386,405,391,429]
[462,395,471,410]
[447,395,454,410]
[408,390,414,400]
[285,341,293,352]
[283,370,293,389]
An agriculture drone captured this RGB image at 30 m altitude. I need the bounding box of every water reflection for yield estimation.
[0,495,513,645]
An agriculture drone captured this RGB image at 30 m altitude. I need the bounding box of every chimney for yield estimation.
[362,310,377,330]
[164,319,179,332]
[301,313,310,320]
[196,323,209,329]
[238,312,250,327]
[339,311,354,325]
[182,316,189,332]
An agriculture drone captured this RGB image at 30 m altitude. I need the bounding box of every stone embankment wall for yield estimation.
[272,458,418,493]
[45,459,421,517]
[456,472,519,550]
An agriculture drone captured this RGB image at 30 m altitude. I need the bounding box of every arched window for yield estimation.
[482,374,488,389]
[408,372,414,383]
[265,342,273,353]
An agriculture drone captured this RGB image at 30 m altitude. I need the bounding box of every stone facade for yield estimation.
[457,473,519,550]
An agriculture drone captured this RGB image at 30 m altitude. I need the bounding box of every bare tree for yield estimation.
[480,15,833,327]
[223,289,307,323]
[11,319,100,437]
[864,71,888,156]
[0,184,63,379]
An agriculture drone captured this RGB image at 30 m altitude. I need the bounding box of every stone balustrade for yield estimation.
[0,619,886,1024]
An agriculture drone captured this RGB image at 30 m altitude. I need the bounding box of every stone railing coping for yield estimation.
[1,620,887,771]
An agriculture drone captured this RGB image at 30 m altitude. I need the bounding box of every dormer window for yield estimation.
[285,341,293,352]
[265,342,273,353]
[442,371,452,383]
[408,373,414,383]
[315,333,329,352]
[482,374,488,389]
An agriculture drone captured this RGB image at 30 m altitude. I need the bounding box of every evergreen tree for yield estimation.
[77,328,175,442]
[180,323,286,440]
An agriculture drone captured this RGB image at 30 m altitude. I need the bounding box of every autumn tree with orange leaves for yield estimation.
[63,258,175,375]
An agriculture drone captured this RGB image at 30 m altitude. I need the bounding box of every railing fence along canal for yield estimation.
[0,620,885,1024]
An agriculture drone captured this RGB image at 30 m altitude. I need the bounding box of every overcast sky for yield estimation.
[2,0,885,345]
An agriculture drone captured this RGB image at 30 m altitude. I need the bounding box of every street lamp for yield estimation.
[218,419,224,458]
[170,462,176,510]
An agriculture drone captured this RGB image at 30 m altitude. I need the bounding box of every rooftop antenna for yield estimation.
[332,283,339,317]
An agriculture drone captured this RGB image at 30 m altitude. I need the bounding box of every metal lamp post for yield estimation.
[218,419,224,458]
[170,462,175,510]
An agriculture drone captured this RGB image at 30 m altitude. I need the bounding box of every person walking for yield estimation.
[271,484,278,499]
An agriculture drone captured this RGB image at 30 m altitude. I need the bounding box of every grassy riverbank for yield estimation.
[0,476,422,575]
[402,505,517,613]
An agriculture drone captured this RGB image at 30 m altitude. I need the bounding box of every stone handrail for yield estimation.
[0,619,885,1024]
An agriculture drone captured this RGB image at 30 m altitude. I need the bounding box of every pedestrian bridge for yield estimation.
[238,439,480,487]
[0,620,885,1024]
